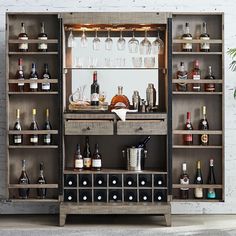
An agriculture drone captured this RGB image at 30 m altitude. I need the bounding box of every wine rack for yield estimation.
[6,13,61,202]
[171,13,224,201]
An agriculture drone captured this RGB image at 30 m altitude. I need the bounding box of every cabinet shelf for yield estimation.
[8,52,58,55]
[8,145,58,149]
[172,52,222,55]
[172,91,222,95]
[172,199,222,202]
[172,79,223,84]
[8,130,58,135]
[8,92,58,95]
[172,184,223,189]
[172,145,222,149]
[8,184,58,189]
[9,199,59,203]
[8,79,58,84]
[64,67,166,71]
[173,130,222,135]
[172,39,222,44]
[8,39,58,44]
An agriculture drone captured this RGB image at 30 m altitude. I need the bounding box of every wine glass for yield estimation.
[117,29,126,51]
[81,29,88,48]
[67,28,74,48]
[152,31,164,55]
[105,29,113,50]
[99,91,107,104]
[93,29,101,51]
[139,29,151,55]
[128,29,139,53]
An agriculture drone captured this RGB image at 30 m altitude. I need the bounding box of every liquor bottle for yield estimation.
[176,61,188,92]
[83,137,92,170]
[110,86,130,110]
[207,158,216,199]
[125,176,136,187]
[94,175,106,186]
[91,71,99,106]
[41,64,51,92]
[15,58,25,92]
[18,22,28,52]
[136,136,151,148]
[18,160,30,199]
[109,175,120,187]
[43,108,52,145]
[29,63,39,92]
[30,108,39,145]
[94,190,106,202]
[154,191,164,202]
[125,191,136,202]
[38,22,48,52]
[200,22,210,52]
[191,60,201,92]
[182,22,192,52]
[13,109,23,145]
[183,112,193,145]
[194,160,204,199]
[199,106,209,145]
[109,190,121,202]
[74,144,83,171]
[92,144,102,171]
[179,162,190,199]
[205,66,216,92]
[37,162,47,199]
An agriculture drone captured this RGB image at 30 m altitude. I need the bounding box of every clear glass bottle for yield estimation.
[37,162,47,199]
[18,160,30,199]
[15,58,25,92]
[13,109,23,145]
[30,108,39,145]
[110,86,130,110]
[38,22,48,52]
[41,63,51,92]
[43,108,52,145]
[18,22,28,52]
[182,22,192,52]
[29,63,39,92]
[200,22,210,52]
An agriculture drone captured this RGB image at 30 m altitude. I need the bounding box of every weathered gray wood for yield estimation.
[164,214,171,226]
[172,184,223,189]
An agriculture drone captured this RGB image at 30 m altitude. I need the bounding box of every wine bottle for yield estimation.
[125,176,135,187]
[154,191,164,202]
[176,61,188,92]
[83,137,92,170]
[41,63,51,92]
[207,158,216,199]
[43,108,52,145]
[18,160,30,199]
[182,22,192,52]
[38,22,48,52]
[125,191,136,202]
[191,60,201,92]
[200,22,210,52]
[13,109,23,145]
[15,58,25,92]
[136,136,151,148]
[179,162,189,199]
[29,63,39,92]
[74,144,83,171]
[194,160,203,199]
[90,71,99,106]
[30,108,39,145]
[199,106,209,145]
[183,112,193,145]
[37,162,47,199]
[18,22,28,52]
[92,144,102,171]
[205,66,216,92]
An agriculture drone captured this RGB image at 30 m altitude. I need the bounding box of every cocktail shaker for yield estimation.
[132,90,140,110]
[146,83,156,109]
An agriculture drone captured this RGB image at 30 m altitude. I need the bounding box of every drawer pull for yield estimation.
[86,127,91,131]
[137,127,143,131]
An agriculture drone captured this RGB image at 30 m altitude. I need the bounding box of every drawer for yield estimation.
[65,120,114,135]
[117,120,167,135]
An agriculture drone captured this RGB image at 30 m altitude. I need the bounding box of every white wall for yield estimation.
[0,0,236,214]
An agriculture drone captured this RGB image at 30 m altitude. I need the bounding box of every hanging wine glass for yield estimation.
[67,28,74,48]
[139,29,151,55]
[128,29,139,53]
[93,29,101,51]
[81,28,88,48]
[105,29,113,50]
[152,31,164,55]
[117,28,126,51]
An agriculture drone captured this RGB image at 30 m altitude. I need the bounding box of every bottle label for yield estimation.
[38,36,48,50]
[75,159,83,168]
[92,159,101,168]
[193,75,200,80]
[180,177,189,190]
[18,36,28,50]
[38,179,46,184]
[91,93,99,102]
[14,135,22,144]
[194,188,203,198]
[30,137,38,143]
[182,36,192,50]
[184,134,193,142]
[83,157,92,168]
[205,84,215,92]
[42,74,50,91]
[114,102,127,108]
[30,77,38,89]
[207,188,216,199]
[18,71,25,86]
[44,137,51,144]
[201,134,208,144]
[200,36,210,50]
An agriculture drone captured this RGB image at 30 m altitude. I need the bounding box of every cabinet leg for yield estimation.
[59,213,67,227]
[164,214,171,227]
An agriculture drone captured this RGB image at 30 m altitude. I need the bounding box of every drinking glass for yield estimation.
[105,29,113,50]
[67,28,74,48]
[152,31,164,55]
[117,29,126,51]
[93,29,101,51]
[128,30,139,53]
[144,57,155,68]
[81,29,88,48]
[132,57,142,68]
[140,29,151,55]
[99,91,107,104]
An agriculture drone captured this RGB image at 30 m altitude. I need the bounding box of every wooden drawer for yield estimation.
[117,120,167,135]
[65,120,114,135]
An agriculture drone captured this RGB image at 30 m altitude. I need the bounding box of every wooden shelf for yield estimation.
[8,92,58,95]
[173,145,222,149]
[8,39,58,44]
[172,52,222,55]
[8,52,58,55]
[172,91,222,95]
[8,79,58,84]
[172,199,222,202]
[172,79,223,84]
[8,145,58,149]
[172,39,222,44]
[173,130,222,135]
[172,184,223,189]
[8,184,58,189]
[64,67,165,70]
[8,130,58,135]
[10,199,59,203]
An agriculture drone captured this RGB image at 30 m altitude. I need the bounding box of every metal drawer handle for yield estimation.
[137,127,143,131]
[86,127,90,130]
